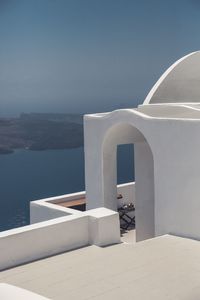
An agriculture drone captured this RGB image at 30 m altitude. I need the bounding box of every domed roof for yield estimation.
[144,51,200,104]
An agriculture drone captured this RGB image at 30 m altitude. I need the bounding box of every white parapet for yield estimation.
[0,183,133,270]
[30,199,82,224]
[0,207,120,271]
[117,182,135,207]
[30,191,86,224]
[0,214,89,270]
[30,182,135,224]
[86,208,121,246]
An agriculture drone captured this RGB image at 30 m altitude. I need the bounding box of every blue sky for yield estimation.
[0,0,200,115]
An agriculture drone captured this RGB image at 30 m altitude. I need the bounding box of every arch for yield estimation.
[102,122,155,241]
[144,51,200,104]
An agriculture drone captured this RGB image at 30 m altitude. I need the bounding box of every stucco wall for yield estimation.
[30,184,135,224]
[30,202,71,223]
[84,108,200,242]
[138,103,200,119]
[0,215,89,270]
[134,141,154,241]
[0,208,120,270]
[117,182,135,207]
[84,109,154,241]
[151,120,200,240]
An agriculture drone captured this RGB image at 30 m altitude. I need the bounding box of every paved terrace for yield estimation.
[1,235,200,300]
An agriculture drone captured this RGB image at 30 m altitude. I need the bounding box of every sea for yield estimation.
[0,145,134,232]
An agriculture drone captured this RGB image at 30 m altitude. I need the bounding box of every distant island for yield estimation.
[0,113,84,154]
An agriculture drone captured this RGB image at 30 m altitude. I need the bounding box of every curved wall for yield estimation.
[84,110,155,241]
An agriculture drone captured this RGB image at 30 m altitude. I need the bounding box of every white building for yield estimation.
[85,51,200,242]
[1,51,200,299]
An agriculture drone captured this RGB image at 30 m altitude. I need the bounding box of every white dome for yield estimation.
[144,51,200,104]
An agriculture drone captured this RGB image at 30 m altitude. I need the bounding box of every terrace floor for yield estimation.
[1,235,200,300]
[121,228,136,243]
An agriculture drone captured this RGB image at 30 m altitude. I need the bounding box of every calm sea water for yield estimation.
[0,145,134,231]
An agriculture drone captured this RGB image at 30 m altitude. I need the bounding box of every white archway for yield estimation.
[102,122,155,241]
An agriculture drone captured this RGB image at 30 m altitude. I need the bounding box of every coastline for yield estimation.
[0,113,84,155]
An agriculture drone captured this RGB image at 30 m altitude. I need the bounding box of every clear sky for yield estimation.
[0,0,200,115]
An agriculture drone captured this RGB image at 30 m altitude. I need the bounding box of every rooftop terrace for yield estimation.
[2,51,200,299]
[1,235,200,300]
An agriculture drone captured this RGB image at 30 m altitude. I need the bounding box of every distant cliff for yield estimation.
[0,113,84,154]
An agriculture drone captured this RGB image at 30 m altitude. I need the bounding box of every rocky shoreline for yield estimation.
[0,113,83,154]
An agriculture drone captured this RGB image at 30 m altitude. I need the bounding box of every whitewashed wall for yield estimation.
[30,202,71,223]
[30,183,135,224]
[117,182,135,207]
[84,105,200,242]
[84,110,154,242]
[0,215,89,270]
[30,199,81,224]
[0,208,120,271]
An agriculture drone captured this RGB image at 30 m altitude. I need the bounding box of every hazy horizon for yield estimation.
[1,0,200,115]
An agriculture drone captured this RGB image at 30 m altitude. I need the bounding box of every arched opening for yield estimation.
[117,143,135,243]
[102,123,154,242]
[117,144,134,184]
